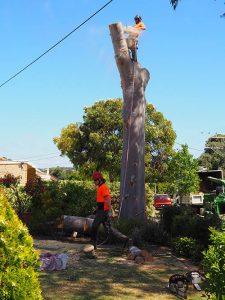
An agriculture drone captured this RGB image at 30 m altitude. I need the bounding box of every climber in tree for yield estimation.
[124,15,146,62]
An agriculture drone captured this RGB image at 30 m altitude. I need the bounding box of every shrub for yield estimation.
[4,186,32,216]
[0,174,20,188]
[140,221,170,245]
[160,205,186,234]
[0,190,42,300]
[172,236,201,259]
[113,218,169,246]
[202,228,225,300]
[160,205,221,248]
[113,218,144,237]
[28,180,96,234]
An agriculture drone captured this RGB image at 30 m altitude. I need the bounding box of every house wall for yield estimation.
[0,163,36,186]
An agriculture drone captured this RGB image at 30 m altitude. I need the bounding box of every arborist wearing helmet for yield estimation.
[134,15,146,30]
[91,171,112,249]
[124,15,146,62]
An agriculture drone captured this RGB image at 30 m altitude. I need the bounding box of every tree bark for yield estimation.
[109,23,150,220]
[62,215,94,235]
[60,215,128,242]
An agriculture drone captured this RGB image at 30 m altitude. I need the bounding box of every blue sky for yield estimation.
[1,0,225,168]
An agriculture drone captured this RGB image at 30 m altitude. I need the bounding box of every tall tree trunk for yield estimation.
[109,23,150,220]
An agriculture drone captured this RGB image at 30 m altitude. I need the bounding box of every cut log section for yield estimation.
[127,246,153,264]
[59,215,129,245]
[62,215,94,235]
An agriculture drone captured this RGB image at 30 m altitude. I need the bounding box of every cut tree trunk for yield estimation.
[60,215,128,243]
[62,215,94,235]
[109,22,150,220]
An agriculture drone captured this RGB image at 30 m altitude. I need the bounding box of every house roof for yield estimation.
[0,160,33,167]
[0,156,8,161]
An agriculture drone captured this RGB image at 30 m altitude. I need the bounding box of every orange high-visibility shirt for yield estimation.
[96,183,111,211]
[134,21,146,30]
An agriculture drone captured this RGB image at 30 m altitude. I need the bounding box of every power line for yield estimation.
[13,152,59,160]
[175,142,203,152]
[10,141,203,164]
[30,155,62,162]
[0,0,114,89]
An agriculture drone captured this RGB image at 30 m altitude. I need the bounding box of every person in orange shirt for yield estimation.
[134,15,146,31]
[91,171,112,249]
[125,15,146,62]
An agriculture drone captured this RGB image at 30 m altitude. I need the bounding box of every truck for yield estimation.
[179,193,204,214]
[178,170,224,215]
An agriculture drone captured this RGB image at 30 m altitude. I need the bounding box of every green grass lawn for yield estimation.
[35,238,205,300]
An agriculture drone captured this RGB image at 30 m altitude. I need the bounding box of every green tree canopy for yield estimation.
[198,134,225,174]
[54,99,176,181]
[170,0,179,10]
[170,0,225,17]
[166,144,200,198]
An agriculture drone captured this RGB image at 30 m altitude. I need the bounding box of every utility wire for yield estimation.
[0,0,114,88]
[30,155,62,162]
[12,141,203,162]
[13,152,59,160]
[175,142,202,152]
[10,141,204,163]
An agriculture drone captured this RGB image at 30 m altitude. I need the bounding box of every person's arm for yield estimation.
[104,195,111,211]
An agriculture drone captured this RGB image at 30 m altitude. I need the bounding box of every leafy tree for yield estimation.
[166,144,200,198]
[49,166,74,180]
[170,0,179,10]
[54,99,176,181]
[198,135,225,174]
[145,104,176,182]
[170,0,225,17]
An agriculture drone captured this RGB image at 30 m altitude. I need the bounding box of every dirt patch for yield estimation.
[34,236,204,300]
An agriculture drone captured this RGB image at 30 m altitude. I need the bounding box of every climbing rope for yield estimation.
[118,61,136,218]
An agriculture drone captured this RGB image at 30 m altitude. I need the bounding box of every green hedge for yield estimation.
[203,228,225,300]
[27,180,95,234]
[0,190,43,300]
[27,180,155,234]
[160,206,221,247]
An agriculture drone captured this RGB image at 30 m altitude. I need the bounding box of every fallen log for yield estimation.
[61,215,94,235]
[59,215,129,245]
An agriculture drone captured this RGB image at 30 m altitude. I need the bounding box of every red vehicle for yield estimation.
[154,194,172,210]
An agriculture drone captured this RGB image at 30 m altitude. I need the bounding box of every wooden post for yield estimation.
[109,23,150,220]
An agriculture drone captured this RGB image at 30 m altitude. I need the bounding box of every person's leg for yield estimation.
[91,212,102,248]
[131,48,137,62]
[91,210,105,249]
[102,212,111,235]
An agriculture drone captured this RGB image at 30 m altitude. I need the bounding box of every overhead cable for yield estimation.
[175,142,202,152]
[0,0,114,88]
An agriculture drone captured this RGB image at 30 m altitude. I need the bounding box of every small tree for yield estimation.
[0,190,43,300]
[166,144,200,198]
[198,135,225,174]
